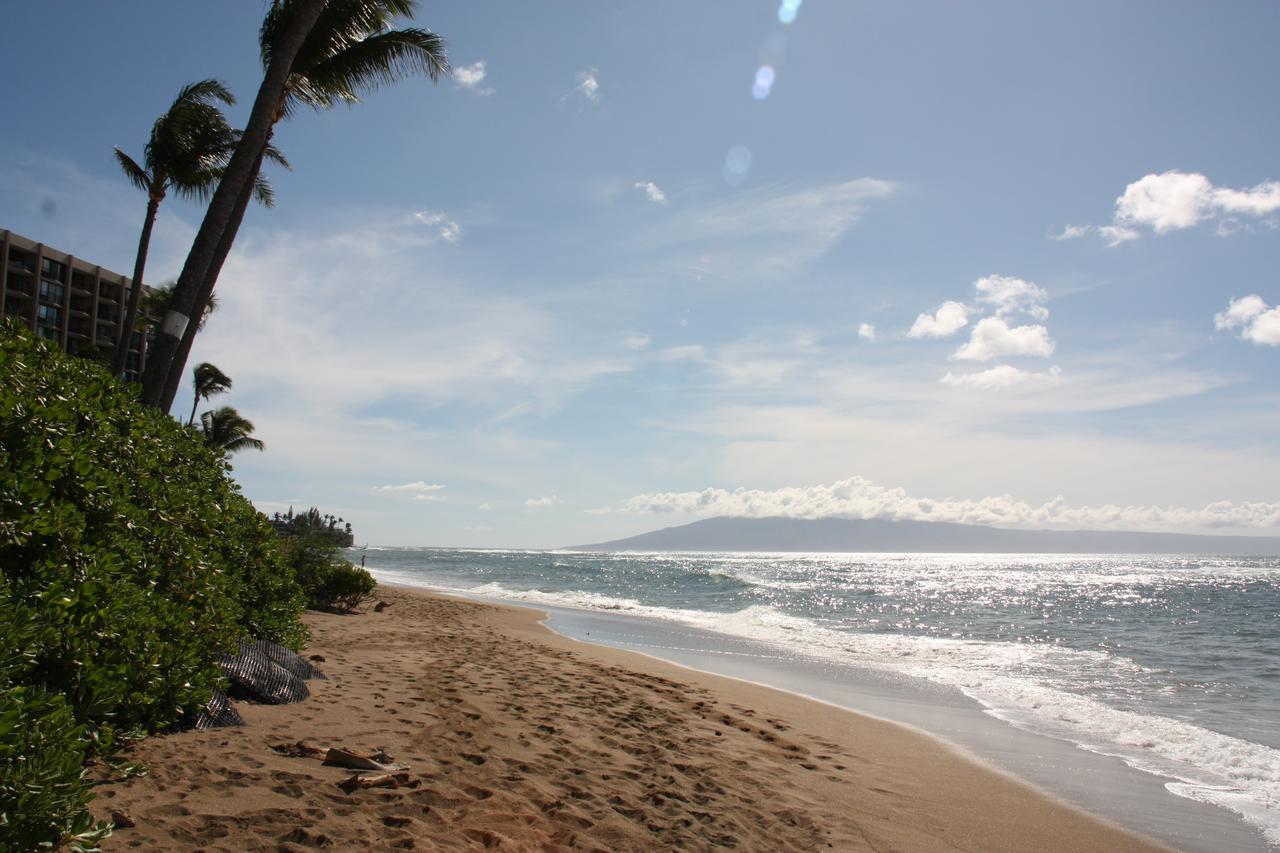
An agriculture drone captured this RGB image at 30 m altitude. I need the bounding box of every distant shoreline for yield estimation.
[571,515,1280,555]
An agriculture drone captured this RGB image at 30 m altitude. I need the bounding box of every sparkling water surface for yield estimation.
[355,548,1280,845]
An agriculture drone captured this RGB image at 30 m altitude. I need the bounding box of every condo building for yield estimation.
[1,228,153,379]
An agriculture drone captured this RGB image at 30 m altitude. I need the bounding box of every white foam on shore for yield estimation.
[378,573,1280,846]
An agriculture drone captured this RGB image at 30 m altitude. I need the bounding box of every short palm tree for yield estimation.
[200,406,265,454]
[144,0,449,411]
[188,362,233,425]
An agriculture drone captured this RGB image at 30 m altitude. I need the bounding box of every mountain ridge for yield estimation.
[568,516,1280,555]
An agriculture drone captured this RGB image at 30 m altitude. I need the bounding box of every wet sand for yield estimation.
[94,585,1167,851]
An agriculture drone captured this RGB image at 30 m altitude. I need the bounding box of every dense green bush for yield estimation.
[0,325,307,848]
[281,535,376,612]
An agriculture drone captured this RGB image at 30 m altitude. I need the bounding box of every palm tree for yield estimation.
[200,406,265,454]
[188,362,233,425]
[143,0,449,411]
[112,82,287,378]
[109,80,237,377]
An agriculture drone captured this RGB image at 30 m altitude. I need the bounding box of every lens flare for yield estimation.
[723,145,753,185]
[752,65,776,100]
[778,0,802,24]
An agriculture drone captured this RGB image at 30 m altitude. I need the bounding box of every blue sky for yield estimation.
[3,1,1279,546]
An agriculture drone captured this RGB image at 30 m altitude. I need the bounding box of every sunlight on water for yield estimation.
[356,547,1280,844]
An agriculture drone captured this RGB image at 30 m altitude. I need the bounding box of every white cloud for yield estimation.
[633,181,667,204]
[941,364,1062,391]
[525,495,558,508]
[612,475,1280,532]
[412,493,444,502]
[1215,295,1280,346]
[907,301,968,338]
[1060,171,1280,244]
[974,274,1049,320]
[577,68,600,102]
[953,317,1054,362]
[858,322,876,341]
[373,481,445,493]
[453,60,494,96]
[414,210,462,243]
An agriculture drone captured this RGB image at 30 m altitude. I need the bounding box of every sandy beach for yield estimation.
[92,585,1167,851]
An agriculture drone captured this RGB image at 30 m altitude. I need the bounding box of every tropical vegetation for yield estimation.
[0,325,307,849]
[143,0,449,411]
[189,361,233,425]
[110,81,283,377]
[200,406,266,454]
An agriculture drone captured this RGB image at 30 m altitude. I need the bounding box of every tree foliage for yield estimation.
[0,325,306,849]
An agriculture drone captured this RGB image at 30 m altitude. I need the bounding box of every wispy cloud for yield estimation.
[606,475,1280,532]
[858,322,876,341]
[633,181,667,204]
[373,481,446,493]
[577,68,601,102]
[453,60,494,96]
[414,210,462,243]
[525,495,558,508]
[1059,170,1280,245]
[621,178,895,282]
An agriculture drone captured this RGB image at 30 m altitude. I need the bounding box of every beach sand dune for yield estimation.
[93,586,1166,851]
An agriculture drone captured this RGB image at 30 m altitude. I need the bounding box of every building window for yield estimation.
[36,325,59,340]
[37,303,61,327]
[40,258,67,280]
[7,248,34,273]
[40,280,65,303]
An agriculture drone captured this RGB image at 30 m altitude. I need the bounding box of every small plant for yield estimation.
[280,535,375,612]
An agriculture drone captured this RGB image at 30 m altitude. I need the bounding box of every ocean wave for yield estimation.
[440,578,1280,844]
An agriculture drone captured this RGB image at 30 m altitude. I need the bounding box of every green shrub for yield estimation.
[281,535,376,612]
[0,324,307,848]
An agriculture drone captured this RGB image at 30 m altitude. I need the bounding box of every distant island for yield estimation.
[569,516,1280,555]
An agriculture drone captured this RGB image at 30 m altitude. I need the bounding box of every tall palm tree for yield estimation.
[144,0,449,411]
[111,81,286,378]
[188,362,233,425]
[109,80,236,377]
[200,406,265,454]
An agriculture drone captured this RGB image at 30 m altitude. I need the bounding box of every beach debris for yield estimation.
[271,740,326,758]
[222,639,325,706]
[190,686,245,730]
[373,600,391,612]
[110,810,136,829]
[323,747,409,772]
[309,654,326,663]
[336,771,419,794]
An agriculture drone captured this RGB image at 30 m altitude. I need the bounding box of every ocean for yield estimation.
[354,547,1280,849]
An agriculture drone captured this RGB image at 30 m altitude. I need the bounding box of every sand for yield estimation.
[93,585,1168,851]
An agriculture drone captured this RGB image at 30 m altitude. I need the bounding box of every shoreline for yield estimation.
[95,584,1168,850]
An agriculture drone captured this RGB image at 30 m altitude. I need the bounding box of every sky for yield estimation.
[3,1,1279,546]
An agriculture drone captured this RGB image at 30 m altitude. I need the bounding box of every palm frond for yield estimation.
[252,173,276,207]
[171,78,236,110]
[193,362,233,399]
[113,149,152,193]
[200,406,265,454]
[289,27,449,110]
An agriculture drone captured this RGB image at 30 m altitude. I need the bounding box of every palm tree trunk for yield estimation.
[158,143,268,413]
[140,0,326,410]
[111,193,161,377]
[188,390,201,427]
